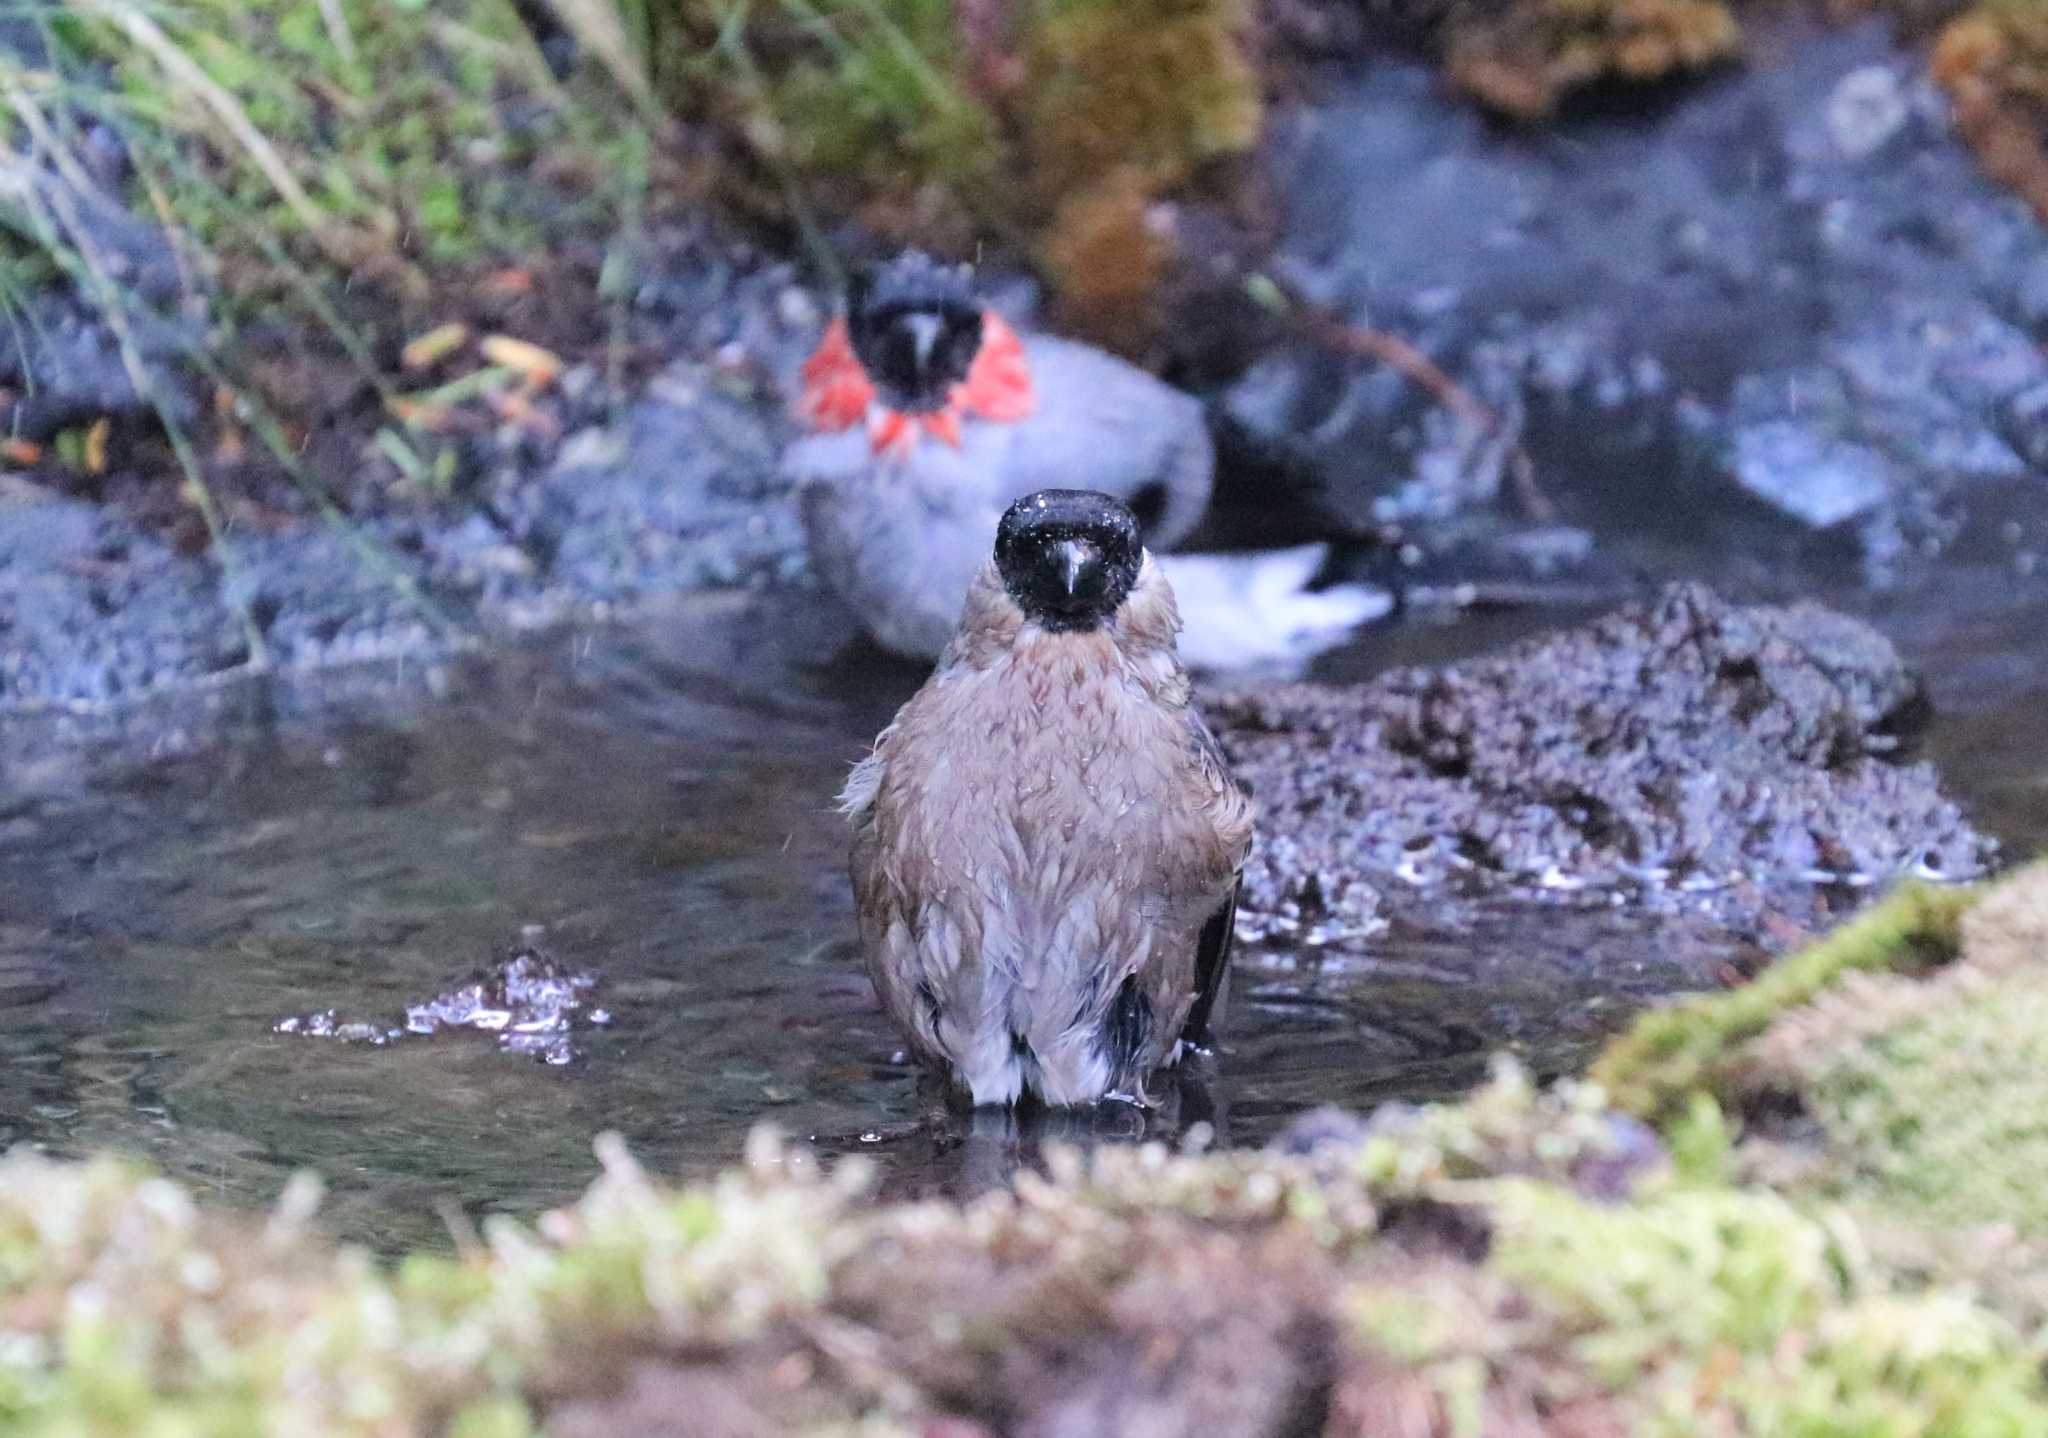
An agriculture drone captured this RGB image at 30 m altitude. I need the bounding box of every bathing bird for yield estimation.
[841,489,1256,1107]
[785,251,1387,670]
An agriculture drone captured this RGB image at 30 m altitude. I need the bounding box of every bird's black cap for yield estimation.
[995,489,1142,632]
[846,251,985,413]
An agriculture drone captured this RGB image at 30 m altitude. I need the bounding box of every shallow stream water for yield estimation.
[1,575,2042,1252]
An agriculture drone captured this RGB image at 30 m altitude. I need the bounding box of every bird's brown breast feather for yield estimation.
[846,555,1254,1103]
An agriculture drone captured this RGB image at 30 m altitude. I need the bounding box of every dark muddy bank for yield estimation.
[1216,582,1994,943]
[7,13,2047,728]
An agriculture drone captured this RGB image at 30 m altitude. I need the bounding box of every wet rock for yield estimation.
[0,352,805,717]
[218,527,445,675]
[491,362,805,621]
[0,489,243,712]
[1224,16,2048,582]
[1209,582,1994,939]
[277,936,604,1065]
[1826,64,1911,160]
[0,292,197,440]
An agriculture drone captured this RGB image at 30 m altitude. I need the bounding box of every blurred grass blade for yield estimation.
[314,0,359,67]
[74,0,334,250]
[5,75,270,668]
[542,0,658,113]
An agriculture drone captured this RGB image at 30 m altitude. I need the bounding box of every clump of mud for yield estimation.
[1211,582,1995,940]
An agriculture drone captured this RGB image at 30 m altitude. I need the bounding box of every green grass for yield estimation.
[0,0,665,644]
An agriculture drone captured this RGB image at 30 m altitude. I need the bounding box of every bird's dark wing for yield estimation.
[1181,878,1238,1051]
[1179,707,1248,1052]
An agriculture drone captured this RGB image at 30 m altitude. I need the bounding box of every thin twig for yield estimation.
[1254,273,1558,524]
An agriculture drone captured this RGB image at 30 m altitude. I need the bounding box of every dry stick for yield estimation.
[540,0,660,114]
[1273,281,1558,526]
[313,0,358,67]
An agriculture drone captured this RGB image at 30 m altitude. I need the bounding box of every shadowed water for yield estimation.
[0,579,2041,1251]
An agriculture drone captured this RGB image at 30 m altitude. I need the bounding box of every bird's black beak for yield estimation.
[1049,538,1107,613]
[905,311,942,370]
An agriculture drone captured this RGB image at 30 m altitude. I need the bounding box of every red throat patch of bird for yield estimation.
[797,311,1036,458]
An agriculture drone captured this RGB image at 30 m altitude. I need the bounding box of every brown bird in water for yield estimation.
[840,489,1256,1107]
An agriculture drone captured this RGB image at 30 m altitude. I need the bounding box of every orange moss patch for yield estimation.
[1021,0,1262,351]
[1444,0,1743,120]
[1038,167,1176,354]
[1931,3,2048,223]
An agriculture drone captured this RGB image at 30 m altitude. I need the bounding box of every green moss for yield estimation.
[1020,0,1260,347]
[1340,1176,2048,1431]
[686,0,1006,232]
[644,0,1261,340]
[1495,1182,2048,1433]
[1021,0,1259,201]
[1593,864,2048,1238]
[0,1135,888,1437]
[11,1061,2048,1433]
[1592,881,1976,1125]
[1791,965,2048,1234]
[1494,1183,1841,1375]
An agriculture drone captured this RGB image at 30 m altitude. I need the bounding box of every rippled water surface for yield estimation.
[2,580,2042,1249]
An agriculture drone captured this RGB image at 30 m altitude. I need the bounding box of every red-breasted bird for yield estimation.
[786,252,1386,669]
[842,489,1256,1107]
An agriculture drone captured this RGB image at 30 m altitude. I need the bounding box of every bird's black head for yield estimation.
[995,489,1143,632]
[846,251,985,414]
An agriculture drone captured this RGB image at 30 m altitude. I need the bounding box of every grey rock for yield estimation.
[0,492,240,712]
[1219,15,2048,580]
[1824,64,1911,162]
[217,526,442,674]
[503,362,804,610]
[0,292,199,439]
